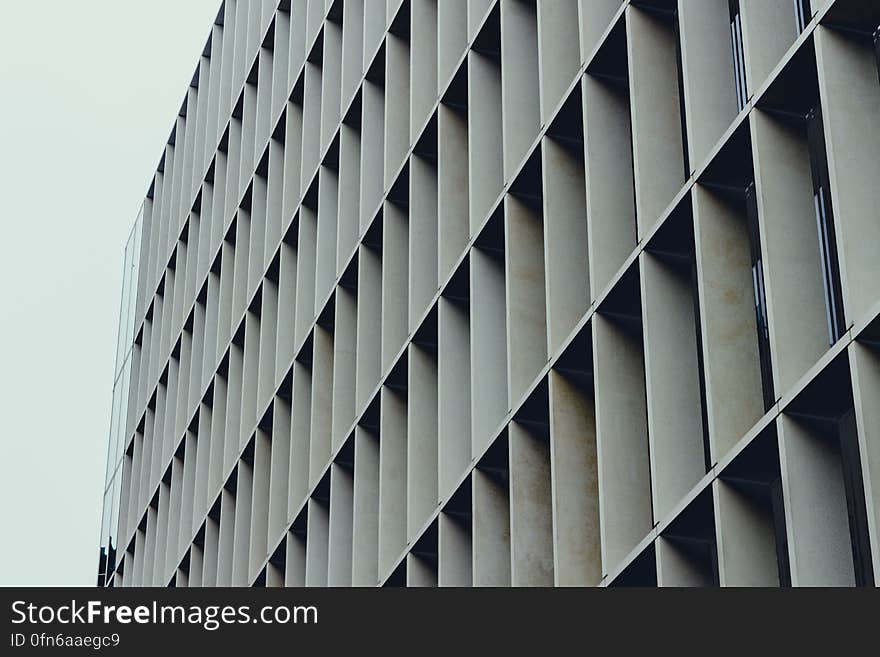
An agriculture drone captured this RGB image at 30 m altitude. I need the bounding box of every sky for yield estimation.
[0,0,223,586]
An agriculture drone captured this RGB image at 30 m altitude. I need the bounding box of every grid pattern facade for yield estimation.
[98,0,880,587]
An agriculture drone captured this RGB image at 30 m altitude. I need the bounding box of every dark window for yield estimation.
[728,0,748,111]
[691,256,711,472]
[793,0,811,34]
[769,476,791,586]
[839,409,875,587]
[745,182,775,410]
[805,105,846,345]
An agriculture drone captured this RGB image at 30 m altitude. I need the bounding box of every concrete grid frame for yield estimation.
[97,0,880,588]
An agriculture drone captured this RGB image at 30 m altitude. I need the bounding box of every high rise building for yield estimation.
[98,0,880,587]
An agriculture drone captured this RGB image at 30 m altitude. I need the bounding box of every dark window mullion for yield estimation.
[838,410,875,587]
[689,257,712,472]
[770,476,792,587]
[673,10,690,179]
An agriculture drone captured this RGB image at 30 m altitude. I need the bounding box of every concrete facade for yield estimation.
[98,0,880,587]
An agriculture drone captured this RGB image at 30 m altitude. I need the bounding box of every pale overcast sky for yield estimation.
[0,0,222,585]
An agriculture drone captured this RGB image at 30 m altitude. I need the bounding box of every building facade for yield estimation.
[98,0,880,587]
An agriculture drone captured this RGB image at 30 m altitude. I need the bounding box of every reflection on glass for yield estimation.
[97,207,144,585]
